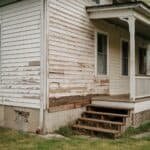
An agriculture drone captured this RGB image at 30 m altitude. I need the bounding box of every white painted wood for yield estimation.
[47,0,149,98]
[134,12,150,26]
[147,45,150,75]
[100,0,112,5]
[39,0,46,131]
[92,99,150,114]
[134,99,150,113]
[0,0,41,109]
[135,76,150,98]
[47,0,110,98]
[128,16,136,101]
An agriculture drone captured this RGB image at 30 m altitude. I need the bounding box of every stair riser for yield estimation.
[82,113,126,123]
[87,106,129,116]
[72,105,132,138]
[78,118,125,126]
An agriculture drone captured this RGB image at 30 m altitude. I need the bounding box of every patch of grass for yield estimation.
[123,121,150,137]
[0,124,150,150]
[55,126,76,137]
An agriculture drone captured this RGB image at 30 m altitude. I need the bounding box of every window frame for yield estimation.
[120,39,129,77]
[95,30,109,77]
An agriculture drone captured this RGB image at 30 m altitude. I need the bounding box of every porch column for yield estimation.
[147,45,150,75]
[128,16,136,101]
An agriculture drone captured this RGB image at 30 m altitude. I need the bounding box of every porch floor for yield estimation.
[92,95,130,102]
[92,95,150,103]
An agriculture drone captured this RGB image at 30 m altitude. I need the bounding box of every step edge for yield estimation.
[78,117,124,125]
[84,111,129,117]
[73,125,119,134]
[87,104,134,110]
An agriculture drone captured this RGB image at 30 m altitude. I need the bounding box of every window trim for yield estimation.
[95,29,109,77]
[120,38,129,77]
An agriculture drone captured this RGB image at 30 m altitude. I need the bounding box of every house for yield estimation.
[0,0,149,136]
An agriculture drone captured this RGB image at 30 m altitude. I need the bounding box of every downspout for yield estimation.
[36,0,48,134]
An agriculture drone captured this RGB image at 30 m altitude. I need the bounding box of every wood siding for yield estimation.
[47,0,109,99]
[47,0,148,99]
[0,0,41,108]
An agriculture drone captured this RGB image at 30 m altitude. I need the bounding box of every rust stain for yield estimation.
[100,79,109,86]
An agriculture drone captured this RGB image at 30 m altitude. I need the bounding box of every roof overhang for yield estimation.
[86,1,150,26]
[0,0,22,7]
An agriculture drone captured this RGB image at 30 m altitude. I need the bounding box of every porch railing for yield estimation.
[135,76,150,98]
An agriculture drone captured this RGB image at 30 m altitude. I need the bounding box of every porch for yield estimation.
[87,1,150,101]
[92,94,150,103]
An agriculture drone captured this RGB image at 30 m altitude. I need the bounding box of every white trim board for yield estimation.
[92,99,150,113]
[134,100,150,113]
[92,100,134,109]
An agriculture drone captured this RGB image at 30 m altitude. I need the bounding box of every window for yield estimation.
[93,0,100,4]
[139,48,147,75]
[97,33,107,75]
[121,41,129,76]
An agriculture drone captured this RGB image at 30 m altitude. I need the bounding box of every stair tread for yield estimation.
[78,117,124,125]
[88,104,133,110]
[84,111,128,117]
[73,124,119,134]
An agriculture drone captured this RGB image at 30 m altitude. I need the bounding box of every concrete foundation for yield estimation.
[0,105,39,132]
[0,105,4,127]
[44,107,86,133]
[133,109,150,127]
[0,104,149,133]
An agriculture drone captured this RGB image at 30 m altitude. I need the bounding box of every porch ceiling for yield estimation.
[106,18,150,40]
[0,0,20,7]
[86,1,150,40]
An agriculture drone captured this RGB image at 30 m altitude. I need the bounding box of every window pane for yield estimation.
[97,33,107,75]
[139,48,147,75]
[122,41,128,75]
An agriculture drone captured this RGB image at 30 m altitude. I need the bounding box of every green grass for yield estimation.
[55,126,76,137]
[123,121,150,137]
[0,122,150,150]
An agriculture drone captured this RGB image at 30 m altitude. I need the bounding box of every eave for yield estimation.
[86,1,150,26]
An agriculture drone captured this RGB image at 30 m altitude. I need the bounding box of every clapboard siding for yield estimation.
[0,0,41,108]
[47,0,109,98]
[47,0,148,99]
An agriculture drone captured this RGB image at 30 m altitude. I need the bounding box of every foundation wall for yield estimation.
[45,107,86,133]
[133,109,150,127]
[0,105,4,126]
[1,106,39,132]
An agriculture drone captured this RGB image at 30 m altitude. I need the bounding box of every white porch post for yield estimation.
[147,45,150,75]
[128,16,136,101]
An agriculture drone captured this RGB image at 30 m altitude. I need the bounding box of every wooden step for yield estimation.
[73,124,119,134]
[87,104,133,110]
[84,111,128,117]
[78,117,124,125]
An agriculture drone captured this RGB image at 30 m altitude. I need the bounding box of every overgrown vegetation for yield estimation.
[0,121,150,150]
[123,121,150,137]
[55,126,76,137]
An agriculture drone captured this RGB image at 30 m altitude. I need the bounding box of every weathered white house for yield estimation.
[0,0,149,136]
